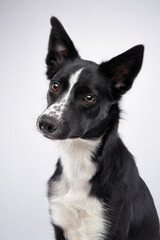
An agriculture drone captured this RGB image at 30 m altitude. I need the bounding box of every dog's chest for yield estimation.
[49,178,105,240]
[48,139,107,240]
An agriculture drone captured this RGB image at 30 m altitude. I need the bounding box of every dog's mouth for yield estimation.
[42,131,83,140]
[43,134,56,140]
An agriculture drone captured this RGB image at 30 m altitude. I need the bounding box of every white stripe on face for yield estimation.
[42,68,83,119]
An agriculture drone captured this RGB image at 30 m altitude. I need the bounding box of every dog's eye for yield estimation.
[51,82,60,92]
[83,95,95,104]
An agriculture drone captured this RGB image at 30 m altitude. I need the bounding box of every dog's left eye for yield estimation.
[83,95,95,104]
[51,82,60,92]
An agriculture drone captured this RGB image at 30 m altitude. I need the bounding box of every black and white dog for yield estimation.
[37,17,160,240]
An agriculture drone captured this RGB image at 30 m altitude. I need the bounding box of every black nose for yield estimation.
[37,115,58,135]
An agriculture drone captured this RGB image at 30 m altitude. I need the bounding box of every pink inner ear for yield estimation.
[111,65,129,88]
[116,65,128,79]
[115,81,126,89]
[55,44,68,64]
[56,44,66,52]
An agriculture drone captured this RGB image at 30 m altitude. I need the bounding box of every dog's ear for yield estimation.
[99,45,144,99]
[46,17,79,77]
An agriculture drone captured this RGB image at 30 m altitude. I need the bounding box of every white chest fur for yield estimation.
[48,139,108,240]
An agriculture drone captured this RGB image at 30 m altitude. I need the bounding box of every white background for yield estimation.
[0,0,160,239]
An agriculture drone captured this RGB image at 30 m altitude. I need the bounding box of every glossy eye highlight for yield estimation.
[83,95,95,103]
[51,82,60,92]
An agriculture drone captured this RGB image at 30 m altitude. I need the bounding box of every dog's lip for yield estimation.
[43,134,55,140]
[42,132,83,140]
[73,134,82,138]
[69,132,83,139]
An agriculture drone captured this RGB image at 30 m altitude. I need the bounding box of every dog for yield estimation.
[37,17,160,240]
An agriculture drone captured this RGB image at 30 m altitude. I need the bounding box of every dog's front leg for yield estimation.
[53,224,66,240]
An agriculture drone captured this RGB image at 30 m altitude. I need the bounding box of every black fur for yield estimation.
[38,17,160,239]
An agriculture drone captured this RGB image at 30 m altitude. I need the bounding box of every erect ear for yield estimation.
[46,17,80,77]
[99,45,144,99]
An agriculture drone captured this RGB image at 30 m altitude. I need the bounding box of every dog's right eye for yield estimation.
[51,82,60,92]
[83,95,96,104]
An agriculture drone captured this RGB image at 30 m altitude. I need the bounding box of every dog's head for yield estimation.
[37,17,144,140]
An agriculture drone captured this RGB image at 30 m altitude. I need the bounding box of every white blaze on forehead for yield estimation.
[42,68,83,119]
[63,68,83,103]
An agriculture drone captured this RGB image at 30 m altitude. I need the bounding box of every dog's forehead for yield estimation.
[68,68,84,87]
[53,60,98,83]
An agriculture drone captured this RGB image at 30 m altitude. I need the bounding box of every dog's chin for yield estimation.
[42,132,83,141]
[43,134,67,140]
[43,134,56,140]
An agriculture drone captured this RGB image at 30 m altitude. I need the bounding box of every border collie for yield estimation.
[37,17,160,240]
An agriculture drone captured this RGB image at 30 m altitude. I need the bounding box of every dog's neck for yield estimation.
[57,138,102,188]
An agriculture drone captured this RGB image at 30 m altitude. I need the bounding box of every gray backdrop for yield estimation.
[0,0,160,239]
